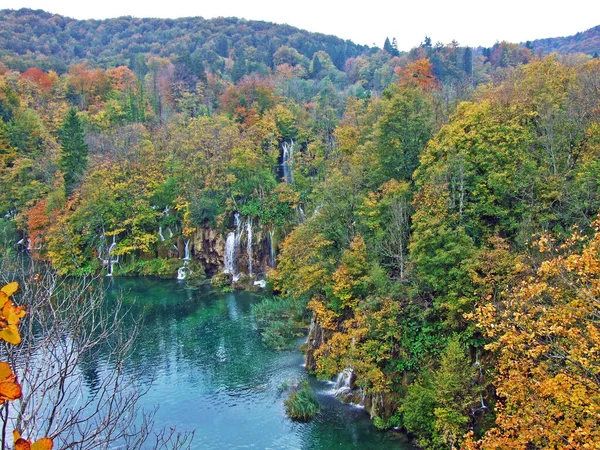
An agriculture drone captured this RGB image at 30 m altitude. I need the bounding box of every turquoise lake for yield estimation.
[103,278,413,449]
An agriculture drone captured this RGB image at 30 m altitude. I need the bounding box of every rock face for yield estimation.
[191,219,273,278]
[304,315,334,372]
[193,226,225,276]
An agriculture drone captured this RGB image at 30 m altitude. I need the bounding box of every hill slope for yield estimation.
[529,25,600,55]
[0,8,372,73]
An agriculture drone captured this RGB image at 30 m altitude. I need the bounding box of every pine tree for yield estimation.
[383,37,394,54]
[463,47,473,76]
[391,37,400,57]
[59,108,88,194]
[311,55,322,77]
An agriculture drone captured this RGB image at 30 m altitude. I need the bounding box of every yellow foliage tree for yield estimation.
[468,219,600,448]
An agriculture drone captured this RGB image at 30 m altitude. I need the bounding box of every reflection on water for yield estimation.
[104,278,412,449]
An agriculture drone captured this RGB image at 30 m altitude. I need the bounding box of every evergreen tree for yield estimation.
[59,108,88,194]
[383,37,394,54]
[311,55,322,78]
[463,46,473,76]
[391,37,400,57]
[231,56,248,83]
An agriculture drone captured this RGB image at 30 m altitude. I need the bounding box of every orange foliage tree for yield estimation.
[19,68,54,93]
[395,59,439,91]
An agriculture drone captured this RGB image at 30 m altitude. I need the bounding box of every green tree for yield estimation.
[383,38,394,54]
[375,85,434,184]
[59,108,88,194]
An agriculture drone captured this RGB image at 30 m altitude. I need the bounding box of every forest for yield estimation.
[1,7,600,449]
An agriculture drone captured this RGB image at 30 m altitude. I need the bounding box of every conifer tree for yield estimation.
[383,37,394,54]
[59,108,88,194]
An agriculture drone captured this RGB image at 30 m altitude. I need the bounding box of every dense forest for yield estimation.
[1,8,600,449]
[529,24,600,56]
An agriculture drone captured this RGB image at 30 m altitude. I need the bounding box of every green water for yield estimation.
[104,278,413,449]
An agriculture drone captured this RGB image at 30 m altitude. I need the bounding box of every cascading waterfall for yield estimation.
[223,232,236,276]
[281,139,294,184]
[334,368,354,396]
[269,229,276,267]
[97,235,119,277]
[183,240,191,261]
[298,206,306,222]
[246,218,253,275]
[332,368,365,407]
[223,213,242,281]
[177,240,191,280]
[107,235,118,276]
[158,225,165,242]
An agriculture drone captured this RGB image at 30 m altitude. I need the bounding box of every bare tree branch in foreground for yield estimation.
[1,258,194,449]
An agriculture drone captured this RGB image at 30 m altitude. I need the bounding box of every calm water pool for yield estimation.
[104,278,413,450]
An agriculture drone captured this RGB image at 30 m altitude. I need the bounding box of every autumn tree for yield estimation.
[468,220,600,448]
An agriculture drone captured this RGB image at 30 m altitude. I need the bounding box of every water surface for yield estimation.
[105,278,413,449]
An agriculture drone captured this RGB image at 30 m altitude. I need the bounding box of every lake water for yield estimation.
[105,278,413,450]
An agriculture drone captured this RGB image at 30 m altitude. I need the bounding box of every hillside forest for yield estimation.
[1,8,600,449]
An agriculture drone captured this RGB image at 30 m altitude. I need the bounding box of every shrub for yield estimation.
[210,272,232,288]
[284,382,320,421]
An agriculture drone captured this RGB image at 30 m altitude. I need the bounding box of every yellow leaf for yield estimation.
[0,362,12,379]
[3,301,26,325]
[0,292,8,308]
[32,438,53,450]
[0,325,21,345]
[1,282,18,297]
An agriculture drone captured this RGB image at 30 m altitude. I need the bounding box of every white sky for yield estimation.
[0,0,599,50]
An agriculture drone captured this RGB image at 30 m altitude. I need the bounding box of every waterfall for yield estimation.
[223,213,242,282]
[334,368,354,396]
[269,229,276,268]
[246,218,253,275]
[107,235,118,277]
[281,139,294,184]
[224,232,236,275]
[177,239,192,280]
[98,235,119,277]
[183,240,191,261]
[253,280,266,288]
[158,226,165,242]
[168,227,174,238]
